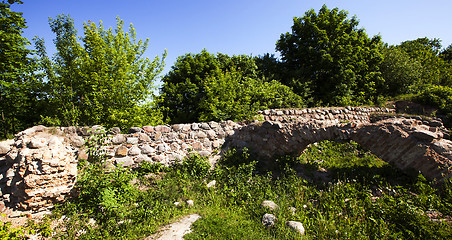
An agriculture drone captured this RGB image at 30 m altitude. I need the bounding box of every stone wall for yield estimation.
[66,120,243,169]
[1,106,451,213]
[0,126,77,212]
[257,106,394,123]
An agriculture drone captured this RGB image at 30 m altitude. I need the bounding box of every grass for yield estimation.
[2,140,452,239]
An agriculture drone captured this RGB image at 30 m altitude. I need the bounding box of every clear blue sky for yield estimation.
[12,0,452,85]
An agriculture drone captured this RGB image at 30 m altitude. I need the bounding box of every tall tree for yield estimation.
[0,0,40,138]
[440,44,452,87]
[35,15,166,129]
[276,5,384,106]
[34,14,82,126]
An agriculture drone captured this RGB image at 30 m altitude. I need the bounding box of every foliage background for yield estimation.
[1,2,451,136]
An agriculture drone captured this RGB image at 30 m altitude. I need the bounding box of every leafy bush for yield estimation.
[416,84,452,127]
[172,153,211,180]
[0,221,26,240]
[417,84,452,115]
[137,161,168,175]
[76,163,139,221]
[0,218,52,240]
[198,71,303,122]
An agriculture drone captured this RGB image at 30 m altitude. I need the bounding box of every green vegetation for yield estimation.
[1,2,452,237]
[0,0,42,139]
[1,3,452,138]
[2,140,448,239]
[0,217,51,239]
[276,5,384,106]
[34,14,166,130]
[159,50,303,123]
[416,84,452,123]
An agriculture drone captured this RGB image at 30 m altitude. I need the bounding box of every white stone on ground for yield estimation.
[261,200,279,210]
[286,221,305,235]
[206,180,216,188]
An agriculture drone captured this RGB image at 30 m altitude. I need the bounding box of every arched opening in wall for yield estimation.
[218,138,452,235]
[284,140,417,185]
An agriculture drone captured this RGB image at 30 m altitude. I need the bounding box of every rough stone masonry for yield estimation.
[0,107,451,213]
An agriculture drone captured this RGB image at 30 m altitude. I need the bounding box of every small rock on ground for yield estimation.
[206,180,216,188]
[262,213,277,228]
[288,206,297,215]
[262,200,279,210]
[286,221,305,235]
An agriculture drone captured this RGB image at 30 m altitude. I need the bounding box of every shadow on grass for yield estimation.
[293,163,420,188]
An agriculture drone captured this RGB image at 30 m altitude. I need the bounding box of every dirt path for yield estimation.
[145,214,201,240]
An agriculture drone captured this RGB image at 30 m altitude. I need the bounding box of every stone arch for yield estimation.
[224,118,452,180]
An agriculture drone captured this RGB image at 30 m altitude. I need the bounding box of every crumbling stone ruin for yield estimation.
[1,107,451,213]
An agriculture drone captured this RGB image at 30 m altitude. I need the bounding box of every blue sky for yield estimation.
[12,0,452,85]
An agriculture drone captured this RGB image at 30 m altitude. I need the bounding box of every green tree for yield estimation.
[254,53,285,83]
[35,15,166,129]
[440,44,452,63]
[440,44,452,87]
[255,54,314,105]
[397,38,445,85]
[160,50,303,123]
[379,45,423,96]
[199,70,303,122]
[397,38,452,88]
[159,50,256,123]
[0,0,41,138]
[276,5,384,106]
[34,14,82,126]
[417,84,452,127]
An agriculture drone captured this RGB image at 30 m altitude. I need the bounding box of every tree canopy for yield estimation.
[159,50,303,123]
[398,37,451,87]
[0,0,41,138]
[379,45,423,96]
[276,5,384,106]
[34,15,166,129]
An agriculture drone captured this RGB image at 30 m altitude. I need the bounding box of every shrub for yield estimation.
[172,153,211,180]
[416,84,452,127]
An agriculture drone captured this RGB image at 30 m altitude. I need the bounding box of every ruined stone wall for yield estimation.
[351,118,452,179]
[0,126,77,212]
[258,106,394,123]
[70,107,394,168]
[1,106,451,213]
[72,120,243,168]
